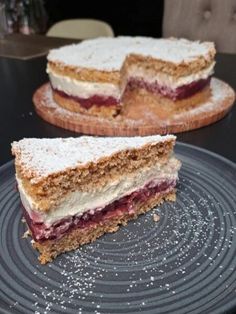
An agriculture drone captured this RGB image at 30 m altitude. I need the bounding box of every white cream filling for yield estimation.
[126,62,215,89]
[47,62,214,102]
[47,67,121,100]
[17,158,180,227]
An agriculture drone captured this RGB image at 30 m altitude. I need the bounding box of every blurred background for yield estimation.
[3,0,164,37]
[2,0,236,54]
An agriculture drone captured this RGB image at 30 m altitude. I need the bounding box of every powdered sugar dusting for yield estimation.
[47,37,215,71]
[12,134,175,183]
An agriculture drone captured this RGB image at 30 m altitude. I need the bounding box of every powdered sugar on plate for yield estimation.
[33,77,235,137]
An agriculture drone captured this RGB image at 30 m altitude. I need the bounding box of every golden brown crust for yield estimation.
[48,61,120,84]
[47,41,215,119]
[53,90,120,118]
[32,190,176,264]
[48,44,215,83]
[124,52,215,78]
[15,138,175,211]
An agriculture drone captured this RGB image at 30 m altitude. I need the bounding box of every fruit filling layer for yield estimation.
[53,88,120,108]
[127,77,211,100]
[23,179,176,242]
[52,75,211,110]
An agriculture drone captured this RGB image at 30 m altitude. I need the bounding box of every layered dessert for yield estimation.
[47,36,215,117]
[12,135,181,263]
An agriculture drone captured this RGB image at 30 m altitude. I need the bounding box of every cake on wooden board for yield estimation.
[47,36,215,118]
[12,135,181,263]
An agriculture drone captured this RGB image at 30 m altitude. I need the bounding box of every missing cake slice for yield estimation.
[12,135,181,264]
[47,37,215,118]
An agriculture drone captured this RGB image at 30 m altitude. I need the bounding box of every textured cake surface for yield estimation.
[46,36,216,118]
[12,135,175,182]
[12,135,181,263]
[48,36,215,71]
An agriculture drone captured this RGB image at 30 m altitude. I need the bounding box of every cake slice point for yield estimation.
[12,135,181,263]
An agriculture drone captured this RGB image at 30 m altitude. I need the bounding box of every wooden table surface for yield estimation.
[0,33,80,59]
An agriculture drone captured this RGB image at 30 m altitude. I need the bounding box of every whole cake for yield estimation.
[12,135,181,263]
[47,36,216,118]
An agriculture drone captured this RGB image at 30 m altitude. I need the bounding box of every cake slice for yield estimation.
[12,135,181,264]
[47,36,215,118]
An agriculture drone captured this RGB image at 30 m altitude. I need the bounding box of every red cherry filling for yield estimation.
[23,179,176,243]
[128,76,211,100]
[53,88,120,108]
[52,76,210,109]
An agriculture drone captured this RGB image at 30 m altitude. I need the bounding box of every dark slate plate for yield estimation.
[0,143,236,314]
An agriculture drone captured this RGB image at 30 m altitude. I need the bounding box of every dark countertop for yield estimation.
[0,53,235,166]
[0,33,80,59]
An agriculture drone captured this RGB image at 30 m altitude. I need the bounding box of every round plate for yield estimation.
[0,143,236,314]
[33,78,235,136]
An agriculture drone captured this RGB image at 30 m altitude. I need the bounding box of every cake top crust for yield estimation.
[47,36,215,71]
[12,135,175,183]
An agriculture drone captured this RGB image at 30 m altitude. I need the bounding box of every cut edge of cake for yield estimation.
[46,36,216,118]
[12,135,181,264]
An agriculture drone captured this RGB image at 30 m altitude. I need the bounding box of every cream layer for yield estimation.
[17,157,180,227]
[47,67,121,100]
[47,62,214,101]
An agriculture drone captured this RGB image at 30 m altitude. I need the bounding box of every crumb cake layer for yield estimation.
[12,135,181,263]
[12,135,176,211]
[47,37,215,116]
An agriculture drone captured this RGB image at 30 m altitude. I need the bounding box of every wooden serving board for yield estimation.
[33,78,235,136]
